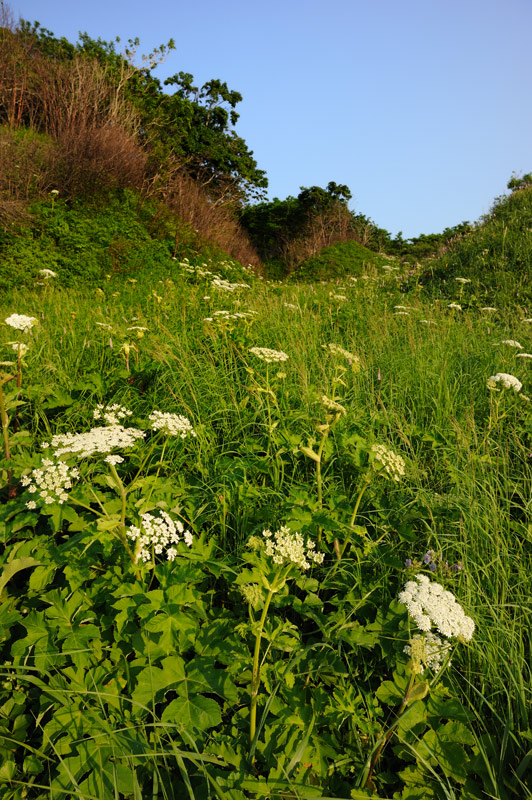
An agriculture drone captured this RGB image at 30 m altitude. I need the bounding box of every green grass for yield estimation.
[0,256,531,798]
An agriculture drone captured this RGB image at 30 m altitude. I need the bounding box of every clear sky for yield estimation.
[10,0,532,238]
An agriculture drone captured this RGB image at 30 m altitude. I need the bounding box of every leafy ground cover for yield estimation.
[0,257,531,799]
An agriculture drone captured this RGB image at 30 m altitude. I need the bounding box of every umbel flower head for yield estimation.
[127,511,193,563]
[249,347,289,363]
[93,404,133,425]
[398,573,475,641]
[5,314,38,334]
[404,632,451,675]
[371,443,405,481]
[21,459,80,508]
[487,373,522,393]
[324,342,360,368]
[262,525,324,570]
[149,410,197,438]
[43,425,146,458]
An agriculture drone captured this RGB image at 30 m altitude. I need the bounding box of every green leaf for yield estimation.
[162,694,221,731]
[0,556,41,598]
[408,681,429,703]
[300,445,320,463]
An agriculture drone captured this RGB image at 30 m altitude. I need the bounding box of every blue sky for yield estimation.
[10,0,532,238]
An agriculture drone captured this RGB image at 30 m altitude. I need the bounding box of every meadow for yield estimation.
[0,256,531,800]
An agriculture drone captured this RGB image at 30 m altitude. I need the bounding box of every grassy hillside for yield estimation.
[290,238,391,281]
[421,183,532,305]
[0,253,531,798]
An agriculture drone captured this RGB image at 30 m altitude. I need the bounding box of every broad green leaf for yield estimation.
[0,556,41,598]
[161,694,221,731]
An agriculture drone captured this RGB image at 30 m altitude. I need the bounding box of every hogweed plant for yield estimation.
[238,525,324,755]
[19,406,197,570]
[247,347,289,454]
[362,574,475,789]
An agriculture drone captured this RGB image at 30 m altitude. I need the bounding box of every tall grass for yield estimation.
[1,260,531,797]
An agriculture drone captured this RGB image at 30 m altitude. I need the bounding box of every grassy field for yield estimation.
[1,255,531,799]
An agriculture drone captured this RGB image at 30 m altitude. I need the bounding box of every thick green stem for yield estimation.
[108,461,136,564]
[0,376,15,493]
[0,378,13,462]
[339,477,371,559]
[363,671,415,789]
[315,429,329,546]
[249,589,274,750]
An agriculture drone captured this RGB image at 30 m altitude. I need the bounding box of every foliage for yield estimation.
[0,252,531,797]
[5,18,267,203]
[420,181,532,305]
[289,238,390,281]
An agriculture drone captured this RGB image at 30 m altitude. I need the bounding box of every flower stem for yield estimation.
[249,588,274,751]
[339,476,371,559]
[363,671,415,789]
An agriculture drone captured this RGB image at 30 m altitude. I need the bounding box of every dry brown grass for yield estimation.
[0,8,262,266]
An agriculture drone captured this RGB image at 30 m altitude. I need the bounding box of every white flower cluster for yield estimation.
[321,395,346,415]
[398,573,475,641]
[44,425,146,458]
[127,511,193,562]
[39,269,57,278]
[455,277,472,284]
[149,411,197,438]
[448,303,462,310]
[262,526,324,569]
[5,314,38,333]
[203,309,257,323]
[500,339,522,349]
[249,347,289,363]
[21,459,80,507]
[211,277,250,292]
[371,443,406,481]
[404,632,451,674]
[93,404,133,425]
[324,343,360,365]
[487,373,522,392]
[8,342,29,356]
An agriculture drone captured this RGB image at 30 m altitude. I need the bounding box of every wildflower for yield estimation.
[95,322,112,331]
[324,343,360,367]
[481,307,497,312]
[516,353,532,359]
[127,511,193,563]
[39,269,57,279]
[262,526,324,569]
[284,302,298,310]
[8,342,29,357]
[21,460,80,506]
[45,425,145,459]
[455,277,472,284]
[487,373,522,392]
[149,410,197,438]
[104,454,124,465]
[50,189,59,196]
[249,347,289,363]
[521,318,532,323]
[448,303,462,310]
[404,632,451,674]
[500,339,522,349]
[394,305,413,310]
[420,319,436,325]
[394,311,410,316]
[321,395,346,415]
[371,444,405,481]
[93,404,133,425]
[5,314,38,333]
[330,294,348,301]
[398,573,475,641]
